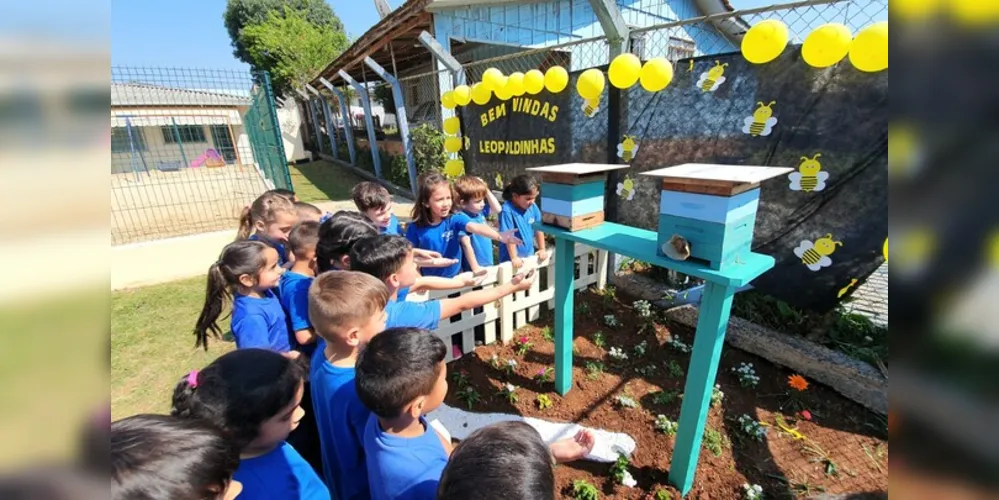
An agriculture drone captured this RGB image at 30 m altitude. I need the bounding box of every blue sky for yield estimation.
[110,0,822,70]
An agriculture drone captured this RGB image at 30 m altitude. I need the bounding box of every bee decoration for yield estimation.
[582,97,600,118]
[837,279,858,298]
[794,233,843,271]
[742,101,778,137]
[616,136,639,163]
[696,61,728,93]
[789,154,829,193]
[616,175,636,201]
[495,173,504,191]
[688,59,695,73]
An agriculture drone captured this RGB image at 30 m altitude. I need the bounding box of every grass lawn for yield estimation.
[111,276,233,419]
[289,159,370,203]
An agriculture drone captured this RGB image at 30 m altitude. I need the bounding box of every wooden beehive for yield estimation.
[527,163,629,232]
[641,164,793,270]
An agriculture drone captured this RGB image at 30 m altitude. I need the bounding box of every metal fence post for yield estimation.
[339,70,383,179]
[260,72,292,189]
[170,117,189,168]
[364,56,417,194]
[320,77,357,165]
[320,96,340,160]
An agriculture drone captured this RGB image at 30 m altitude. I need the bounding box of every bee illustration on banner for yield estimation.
[582,97,600,118]
[794,233,843,271]
[616,136,639,163]
[495,173,504,190]
[837,279,858,298]
[696,61,728,93]
[616,176,636,201]
[687,59,695,73]
[742,101,778,137]
[789,154,829,192]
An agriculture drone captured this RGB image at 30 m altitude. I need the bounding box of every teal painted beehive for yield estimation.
[641,164,793,270]
[527,163,629,232]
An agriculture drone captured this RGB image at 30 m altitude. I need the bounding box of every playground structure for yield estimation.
[531,162,792,495]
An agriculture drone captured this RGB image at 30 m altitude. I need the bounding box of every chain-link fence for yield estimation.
[111,67,291,245]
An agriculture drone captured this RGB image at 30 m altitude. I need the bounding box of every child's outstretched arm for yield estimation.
[437,271,534,319]
[293,328,316,347]
[459,235,484,273]
[534,230,549,264]
[413,248,459,269]
[411,272,485,294]
[465,222,521,246]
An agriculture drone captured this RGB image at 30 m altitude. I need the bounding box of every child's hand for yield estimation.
[510,269,536,291]
[535,249,550,265]
[498,230,523,246]
[511,256,524,269]
[456,270,487,287]
[549,429,596,463]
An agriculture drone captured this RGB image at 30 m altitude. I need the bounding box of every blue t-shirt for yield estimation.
[364,415,449,500]
[498,201,542,262]
[249,234,289,267]
[405,213,473,278]
[232,291,292,352]
[381,214,401,236]
[311,358,372,500]
[459,206,494,271]
[233,442,329,500]
[278,272,316,357]
[385,296,441,330]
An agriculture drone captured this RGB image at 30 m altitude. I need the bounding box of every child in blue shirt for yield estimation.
[278,220,321,357]
[195,240,291,353]
[355,328,452,500]
[239,191,298,267]
[316,210,452,274]
[172,349,329,500]
[352,181,401,235]
[499,174,550,269]
[349,235,535,331]
[307,271,390,500]
[406,172,521,278]
[454,175,503,273]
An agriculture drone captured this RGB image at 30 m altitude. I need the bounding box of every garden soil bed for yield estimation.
[443,289,888,499]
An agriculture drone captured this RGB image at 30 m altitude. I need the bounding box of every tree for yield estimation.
[238,7,348,95]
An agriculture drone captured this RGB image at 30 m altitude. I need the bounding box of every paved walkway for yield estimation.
[845,263,888,326]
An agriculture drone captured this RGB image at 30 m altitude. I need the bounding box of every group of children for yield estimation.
[111,174,597,499]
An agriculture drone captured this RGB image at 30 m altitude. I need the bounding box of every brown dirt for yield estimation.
[444,289,888,499]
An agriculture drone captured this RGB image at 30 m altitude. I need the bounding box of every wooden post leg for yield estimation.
[553,237,575,396]
[669,281,736,495]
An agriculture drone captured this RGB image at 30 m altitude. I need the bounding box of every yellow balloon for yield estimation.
[883,238,888,262]
[471,82,492,106]
[802,23,853,68]
[443,117,460,135]
[544,67,569,93]
[576,68,605,100]
[482,68,505,91]
[506,72,525,96]
[890,0,939,21]
[452,85,471,106]
[639,57,674,92]
[849,22,888,72]
[950,0,999,26]
[444,159,465,178]
[524,69,545,94]
[444,136,462,153]
[441,91,456,109]
[742,20,789,64]
[494,84,513,101]
[608,53,642,89]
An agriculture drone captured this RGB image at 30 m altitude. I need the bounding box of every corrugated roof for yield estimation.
[111,83,250,108]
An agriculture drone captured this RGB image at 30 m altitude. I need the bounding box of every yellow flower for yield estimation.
[788,374,809,391]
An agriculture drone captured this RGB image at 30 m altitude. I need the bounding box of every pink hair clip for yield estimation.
[186,370,200,388]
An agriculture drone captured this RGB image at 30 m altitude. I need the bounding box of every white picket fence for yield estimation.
[407,245,609,362]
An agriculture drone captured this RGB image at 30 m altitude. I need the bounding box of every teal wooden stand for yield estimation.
[535,222,775,496]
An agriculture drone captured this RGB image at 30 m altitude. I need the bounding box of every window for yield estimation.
[111,126,147,153]
[161,125,206,144]
[667,37,696,64]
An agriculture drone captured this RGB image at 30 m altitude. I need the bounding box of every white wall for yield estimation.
[278,100,310,162]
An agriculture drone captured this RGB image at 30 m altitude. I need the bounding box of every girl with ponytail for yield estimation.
[238,192,297,267]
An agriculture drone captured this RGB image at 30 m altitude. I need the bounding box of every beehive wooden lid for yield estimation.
[640,164,793,184]
[526,163,630,176]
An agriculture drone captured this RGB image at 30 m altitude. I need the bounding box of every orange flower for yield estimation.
[788,374,809,391]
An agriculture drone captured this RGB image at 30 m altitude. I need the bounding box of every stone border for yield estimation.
[612,273,888,415]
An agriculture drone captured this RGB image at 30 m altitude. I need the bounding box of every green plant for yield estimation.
[602,286,617,307]
[571,480,600,500]
[603,315,621,328]
[497,383,519,404]
[614,394,640,409]
[536,394,554,410]
[655,415,678,436]
[535,367,554,384]
[541,326,554,342]
[592,331,606,348]
[514,335,533,356]
[504,359,518,376]
[667,336,690,354]
[633,300,652,318]
[738,415,768,441]
[632,340,648,357]
[609,454,635,487]
[743,483,764,500]
[703,427,726,457]
[654,489,672,500]
[666,360,684,378]
[451,370,471,389]
[578,301,591,316]
[732,362,760,388]
[636,364,657,377]
[456,386,481,410]
[408,124,448,175]
[608,346,629,361]
[711,385,725,408]
[489,354,502,369]
[584,361,605,380]
[652,390,678,406]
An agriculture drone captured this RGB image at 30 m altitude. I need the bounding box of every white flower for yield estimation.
[609,347,629,360]
[507,359,518,367]
[621,470,637,488]
[504,383,516,393]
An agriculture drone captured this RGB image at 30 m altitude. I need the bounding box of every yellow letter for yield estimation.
[549,105,559,122]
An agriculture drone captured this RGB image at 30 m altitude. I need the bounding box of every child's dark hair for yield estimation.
[454,175,490,203]
[266,188,297,202]
[294,201,322,220]
[238,192,296,240]
[194,240,271,350]
[111,414,240,500]
[171,349,304,450]
[502,174,539,202]
[352,181,392,212]
[355,328,447,419]
[411,171,455,227]
[349,235,412,282]
[316,211,378,272]
[288,220,320,258]
[308,271,390,338]
[438,421,554,500]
